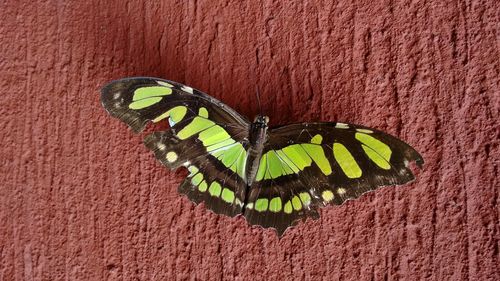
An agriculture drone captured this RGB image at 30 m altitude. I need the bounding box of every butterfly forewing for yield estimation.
[177,150,249,217]
[244,122,423,235]
[101,77,249,133]
[101,77,251,217]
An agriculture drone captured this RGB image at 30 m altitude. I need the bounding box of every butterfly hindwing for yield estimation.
[101,77,251,217]
[178,151,248,217]
[244,122,423,235]
[244,177,321,235]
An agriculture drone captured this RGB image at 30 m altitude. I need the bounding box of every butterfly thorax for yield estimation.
[245,115,269,186]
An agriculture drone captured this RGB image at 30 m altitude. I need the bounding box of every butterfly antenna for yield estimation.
[255,84,263,117]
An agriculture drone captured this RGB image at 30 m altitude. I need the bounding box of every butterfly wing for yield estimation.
[101,77,251,217]
[244,122,424,235]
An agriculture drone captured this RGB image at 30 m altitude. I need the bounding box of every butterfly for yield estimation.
[101,77,424,236]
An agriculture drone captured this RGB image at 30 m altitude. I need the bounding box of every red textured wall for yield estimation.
[1,0,498,280]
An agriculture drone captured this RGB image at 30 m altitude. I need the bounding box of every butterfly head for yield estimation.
[250,115,269,146]
[253,115,269,128]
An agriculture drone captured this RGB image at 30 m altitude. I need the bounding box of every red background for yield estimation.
[1,1,498,280]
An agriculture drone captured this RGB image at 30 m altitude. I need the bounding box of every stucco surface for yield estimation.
[1,0,498,280]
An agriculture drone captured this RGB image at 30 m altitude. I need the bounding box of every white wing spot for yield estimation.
[337,187,346,195]
[235,198,243,207]
[181,86,194,94]
[335,123,349,129]
[157,81,174,88]
[166,151,178,163]
[156,143,166,151]
[113,92,121,99]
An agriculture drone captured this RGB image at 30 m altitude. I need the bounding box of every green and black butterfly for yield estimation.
[101,77,423,236]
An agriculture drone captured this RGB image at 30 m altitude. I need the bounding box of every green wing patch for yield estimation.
[255,134,332,181]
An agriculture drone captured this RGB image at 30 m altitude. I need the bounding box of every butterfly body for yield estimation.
[245,115,269,186]
[101,77,423,236]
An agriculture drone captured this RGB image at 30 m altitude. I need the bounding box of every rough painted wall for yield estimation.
[1,0,498,280]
